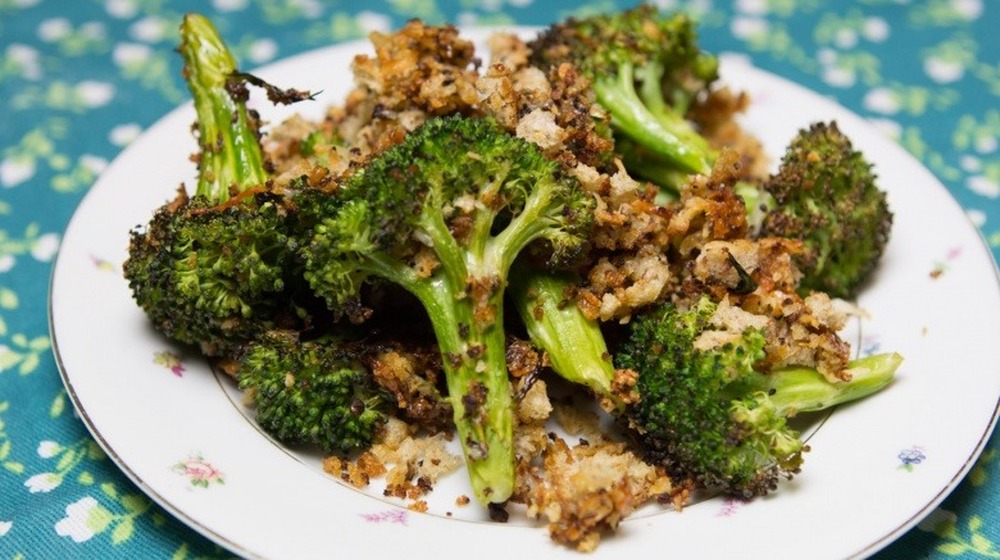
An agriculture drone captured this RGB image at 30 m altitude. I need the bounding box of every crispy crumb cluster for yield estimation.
[665,153,853,379]
[510,386,681,552]
[323,417,462,507]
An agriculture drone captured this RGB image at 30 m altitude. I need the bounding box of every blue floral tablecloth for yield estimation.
[1,1,997,558]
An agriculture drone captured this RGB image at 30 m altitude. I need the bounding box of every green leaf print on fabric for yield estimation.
[0,402,26,475]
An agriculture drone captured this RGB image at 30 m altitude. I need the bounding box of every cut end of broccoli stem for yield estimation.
[766,352,903,416]
[179,13,269,203]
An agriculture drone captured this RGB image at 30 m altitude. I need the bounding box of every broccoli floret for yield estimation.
[512,279,901,497]
[124,189,301,356]
[123,14,311,356]
[616,298,901,497]
[529,5,718,188]
[748,121,893,299]
[296,115,594,504]
[238,331,388,454]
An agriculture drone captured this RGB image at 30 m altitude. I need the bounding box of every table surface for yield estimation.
[1,1,997,558]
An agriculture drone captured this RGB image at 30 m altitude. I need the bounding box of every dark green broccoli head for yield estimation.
[237,330,388,454]
[761,121,893,299]
[299,114,595,311]
[124,191,302,357]
[615,296,901,497]
[616,298,805,498]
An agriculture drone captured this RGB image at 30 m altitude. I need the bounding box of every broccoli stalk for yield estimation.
[180,13,268,201]
[297,115,594,504]
[529,5,718,188]
[508,267,616,400]
[123,14,318,357]
[238,331,389,454]
[738,121,893,299]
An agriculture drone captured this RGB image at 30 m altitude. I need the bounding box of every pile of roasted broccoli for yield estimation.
[124,7,901,537]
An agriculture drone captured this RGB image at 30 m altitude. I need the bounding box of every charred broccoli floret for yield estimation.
[512,279,901,497]
[749,121,893,299]
[123,14,314,357]
[616,297,901,497]
[529,5,718,188]
[296,115,595,504]
[238,331,388,454]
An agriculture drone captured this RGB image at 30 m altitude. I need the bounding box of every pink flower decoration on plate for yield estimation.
[172,454,224,488]
[89,254,117,272]
[360,510,408,525]
[153,351,185,377]
[716,497,745,517]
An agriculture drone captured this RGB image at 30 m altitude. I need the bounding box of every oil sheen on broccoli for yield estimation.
[296,115,594,504]
[529,5,718,188]
[238,331,388,454]
[755,121,893,299]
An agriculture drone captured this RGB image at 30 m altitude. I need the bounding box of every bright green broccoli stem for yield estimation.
[508,267,617,403]
[617,140,687,198]
[765,352,903,416]
[635,62,713,161]
[734,180,776,235]
[408,277,514,505]
[179,14,268,203]
[592,62,711,176]
[414,165,578,505]
[353,183,549,505]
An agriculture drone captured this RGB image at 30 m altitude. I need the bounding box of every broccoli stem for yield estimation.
[616,140,687,197]
[591,62,710,175]
[179,14,268,203]
[734,180,776,234]
[364,197,519,505]
[635,62,713,159]
[511,270,902,425]
[408,279,514,504]
[765,352,903,416]
[508,268,616,400]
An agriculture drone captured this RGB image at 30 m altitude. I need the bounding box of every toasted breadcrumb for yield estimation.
[690,87,770,182]
[517,377,554,425]
[369,348,453,430]
[512,435,676,552]
[324,417,462,507]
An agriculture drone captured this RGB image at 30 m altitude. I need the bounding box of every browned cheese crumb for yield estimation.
[666,149,751,259]
[689,87,770,181]
[324,418,462,507]
[683,240,853,380]
[408,500,429,513]
[368,347,453,430]
[511,435,676,552]
[484,34,615,171]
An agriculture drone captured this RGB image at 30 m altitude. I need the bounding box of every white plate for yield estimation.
[50,27,1000,559]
